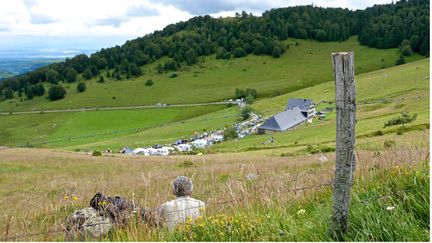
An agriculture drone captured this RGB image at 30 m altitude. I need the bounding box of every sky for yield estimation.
[0,0,395,56]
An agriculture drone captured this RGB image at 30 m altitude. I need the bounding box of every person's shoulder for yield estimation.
[189,197,205,206]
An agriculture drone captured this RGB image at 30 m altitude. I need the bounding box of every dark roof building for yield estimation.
[258,107,307,133]
[286,98,314,111]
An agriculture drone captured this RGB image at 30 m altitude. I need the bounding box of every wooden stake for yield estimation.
[331,52,356,237]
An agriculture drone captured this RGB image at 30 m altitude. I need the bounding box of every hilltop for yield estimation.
[0,0,429,107]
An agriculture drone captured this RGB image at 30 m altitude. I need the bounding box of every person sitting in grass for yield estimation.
[158,176,205,230]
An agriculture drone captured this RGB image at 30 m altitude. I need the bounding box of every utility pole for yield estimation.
[331,52,356,237]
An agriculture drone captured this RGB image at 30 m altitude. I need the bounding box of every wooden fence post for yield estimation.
[331,52,356,237]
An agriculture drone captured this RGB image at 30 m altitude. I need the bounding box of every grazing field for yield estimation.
[0,105,225,147]
[0,138,429,241]
[10,58,426,152]
[213,58,430,153]
[0,36,424,112]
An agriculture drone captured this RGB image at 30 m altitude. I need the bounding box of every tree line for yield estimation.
[0,0,428,101]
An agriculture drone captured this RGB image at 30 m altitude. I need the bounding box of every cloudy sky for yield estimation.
[0,0,394,55]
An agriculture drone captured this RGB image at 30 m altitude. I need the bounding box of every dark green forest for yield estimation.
[0,0,429,101]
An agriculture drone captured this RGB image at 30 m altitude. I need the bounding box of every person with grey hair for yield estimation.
[158,176,205,230]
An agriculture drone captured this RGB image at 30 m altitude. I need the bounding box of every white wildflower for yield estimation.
[386,206,395,211]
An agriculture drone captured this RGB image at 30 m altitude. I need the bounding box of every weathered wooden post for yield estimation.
[331,52,356,237]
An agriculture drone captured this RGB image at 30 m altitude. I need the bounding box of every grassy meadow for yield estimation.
[0,35,429,242]
[0,36,424,112]
[0,140,428,241]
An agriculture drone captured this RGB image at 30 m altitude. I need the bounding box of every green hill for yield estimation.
[0,37,424,113]
[0,57,428,151]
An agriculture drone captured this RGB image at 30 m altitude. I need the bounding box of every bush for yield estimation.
[395,55,405,66]
[233,47,247,58]
[306,144,335,154]
[383,140,396,148]
[396,127,404,135]
[92,151,102,156]
[235,88,258,99]
[98,76,105,83]
[77,82,86,92]
[384,112,417,127]
[177,160,195,168]
[244,94,255,104]
[372,130,384,136]
[145,79,154,86]
[48,85,66,101]
[223,126,238,141]
[241,106,252,120]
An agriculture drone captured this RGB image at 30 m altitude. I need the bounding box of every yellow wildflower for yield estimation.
[72,195,78,201]
[64,195,69,200]
[297,209,306,215]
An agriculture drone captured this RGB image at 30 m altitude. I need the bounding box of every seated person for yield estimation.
[158,176,205,230]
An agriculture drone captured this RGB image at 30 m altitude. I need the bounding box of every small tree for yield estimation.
[223,126,238,140]
[83,68,93,80]
[244,94,255,104]
[98,76,105,83]
[32,84,45,96]
[65,67,78,83]
[77,82,86,93]
[25,87,34,100]
[46,69,59,84]
[145,79,154,86]
[241,106,252,120]
[233,47,247,58]
[48,85,66,101]
[395,55,405,66]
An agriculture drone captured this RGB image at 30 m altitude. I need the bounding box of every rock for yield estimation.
[245,173,258,181]
[318,155,328,163]
[65,207,113,241]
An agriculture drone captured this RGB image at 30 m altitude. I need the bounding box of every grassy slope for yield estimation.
[0,36,423,112]
[211,58,430,153]
[0,105,224,147]
[53,58,429,152]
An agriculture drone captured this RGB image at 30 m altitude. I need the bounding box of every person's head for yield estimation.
[172,176,193,197]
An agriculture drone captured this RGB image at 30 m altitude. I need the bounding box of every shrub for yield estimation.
[92,151,102,156]
[145,79,154,86]
[383,140,396,148]
[384,112,417,127]
[241,106,252,120]
[395,55,405,66]
[372,130,384,136]
[98,76,105,83]
[244,94,255,104]
[306,144,335,154]
[48,85,66,101]
[177,160,195,168]
[396,127,404,135]
[77,82,86,93]
[223,126,238,141]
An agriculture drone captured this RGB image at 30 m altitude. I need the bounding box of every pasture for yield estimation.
[0,37,424,112]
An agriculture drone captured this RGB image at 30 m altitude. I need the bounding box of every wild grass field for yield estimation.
[0,137,429,241]
[0,36,423,112]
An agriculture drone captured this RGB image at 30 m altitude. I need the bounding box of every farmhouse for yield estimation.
[258,98,315,134]
[286,98,316,123]
[258,107,307,134]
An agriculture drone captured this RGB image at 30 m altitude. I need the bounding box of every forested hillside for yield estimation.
[0,0,428,101]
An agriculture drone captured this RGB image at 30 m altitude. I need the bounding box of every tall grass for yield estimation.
[0,145,429,241]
